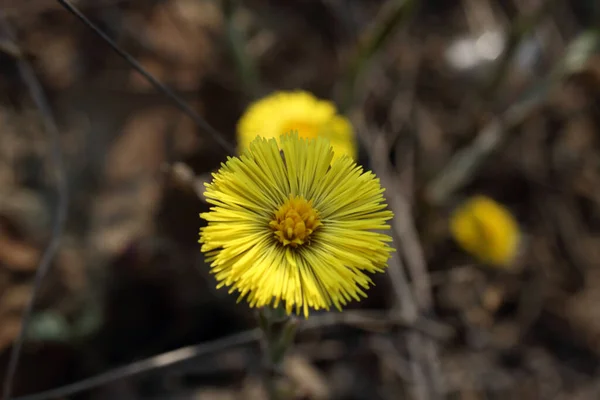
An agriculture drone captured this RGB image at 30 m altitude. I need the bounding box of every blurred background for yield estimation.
[0,0,599,399]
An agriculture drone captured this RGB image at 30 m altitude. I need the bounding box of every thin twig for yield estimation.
[55,0,236,155]
[370,132,443,400]
[13,329,261,400]
[13,310,452,400]
[354,114,435,398]
[0,15,69,400]
[160,162,210,203]
[3,0,132,18]
[353,97,444,398]
[368,130,433,314]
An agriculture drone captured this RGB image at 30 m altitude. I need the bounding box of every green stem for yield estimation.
[222,0,260,100]
[257,307,298,400]
[337,0,418,113]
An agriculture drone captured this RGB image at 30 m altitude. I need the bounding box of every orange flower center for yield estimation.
[280,121,319,139]
[269,196,321,247]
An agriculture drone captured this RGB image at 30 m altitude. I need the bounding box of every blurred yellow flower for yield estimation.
[236,91,357,160]
[450,195,521,267]
[200,133,393,317]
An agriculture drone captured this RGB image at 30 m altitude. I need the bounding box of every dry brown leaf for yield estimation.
[128,0,222,91]
[55,243,87,295]
[0,316,21,352]
[26,31,79,89]
[482,284,505,313]
[284,354,330,400]
[193,388,237,400]
[90,107,174,257]
[0,226,40,272]
[239,377,268,400]
[0,284,31,316]
[104,107,169,184]
[564,269,600,354]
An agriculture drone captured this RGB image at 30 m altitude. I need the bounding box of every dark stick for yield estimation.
[13,330,261,400]
[11,310,452,400]
[56,0,236,155]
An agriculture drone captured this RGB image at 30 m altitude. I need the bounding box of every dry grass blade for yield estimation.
[425,27,599,207]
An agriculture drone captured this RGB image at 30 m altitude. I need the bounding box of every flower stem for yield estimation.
[221,0,260,100]
[257,307,298,400]
[337,0,417,113]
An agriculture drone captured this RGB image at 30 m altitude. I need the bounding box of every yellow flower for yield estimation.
[236,91,357,160]
[449,195,521,267]
[199,133,393,317]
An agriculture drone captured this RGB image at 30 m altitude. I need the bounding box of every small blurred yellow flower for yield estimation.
[236,91,357,160]
[200,133,393,317]
[449,195,521,267]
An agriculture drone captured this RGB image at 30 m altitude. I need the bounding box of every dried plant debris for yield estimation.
[0,0,598,399]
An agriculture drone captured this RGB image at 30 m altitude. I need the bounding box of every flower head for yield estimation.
[450,195,521,267]
[236,91,356,160]
[200,133,393,317]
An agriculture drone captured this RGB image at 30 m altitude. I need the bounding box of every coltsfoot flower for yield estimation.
[200,133,393,317]
[236,90,357,160]
[450,195,521,267]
